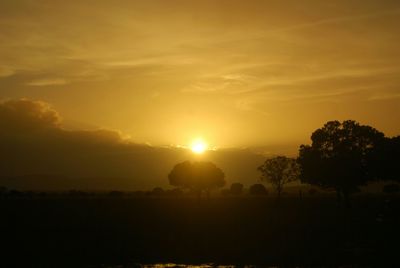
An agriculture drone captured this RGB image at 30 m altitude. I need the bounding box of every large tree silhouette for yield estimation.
[367,136,400,183]
[298,120,385,206]
[168,161,225,198]
[258,156,300,198]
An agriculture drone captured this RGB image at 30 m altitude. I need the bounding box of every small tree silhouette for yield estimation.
[258,156,299,198]
[230,183,244,195]
[249,184,268,195]
[168,161,225,198]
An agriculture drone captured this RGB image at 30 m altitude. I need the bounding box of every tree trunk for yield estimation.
[277,185,282,200]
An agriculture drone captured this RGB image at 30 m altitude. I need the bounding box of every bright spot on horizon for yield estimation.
[191,139,208,154]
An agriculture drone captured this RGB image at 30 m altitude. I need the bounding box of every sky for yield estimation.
[0,0,399,189]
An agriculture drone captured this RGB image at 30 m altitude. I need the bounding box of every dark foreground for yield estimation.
[1,195,399,267]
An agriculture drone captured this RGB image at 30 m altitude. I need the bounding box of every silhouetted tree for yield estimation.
[168,161,225,198]
[230,183,244,195]
[368,136,400,182]
[298,120,385,207]
[249,184,268,195]
[258,156,300,198]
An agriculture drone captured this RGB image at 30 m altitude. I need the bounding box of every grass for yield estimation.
[1,194,399,267]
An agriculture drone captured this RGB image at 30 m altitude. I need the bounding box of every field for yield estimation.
[1,194,399,267]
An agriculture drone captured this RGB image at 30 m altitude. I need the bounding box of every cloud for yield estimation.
[182,73,256,94]
[0,99,266,191]
[181,62,400,110]
[26,78,68,86]
[256,8,400,36]
[0,98,61,131]
[0,66,15,77]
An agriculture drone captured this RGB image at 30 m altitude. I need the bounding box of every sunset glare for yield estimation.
[191,140,208,154]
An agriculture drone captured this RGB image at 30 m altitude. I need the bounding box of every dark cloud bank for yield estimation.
[0,99,265,190]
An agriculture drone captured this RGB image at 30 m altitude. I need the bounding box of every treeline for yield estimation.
[0,184,346,198]
[0,187,183,199]
[257,120,400,205]
[167,120,400,205]
[1,120,399,202]
[1,182,399,200]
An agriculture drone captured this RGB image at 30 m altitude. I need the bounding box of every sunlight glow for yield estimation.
[191,139,208,154]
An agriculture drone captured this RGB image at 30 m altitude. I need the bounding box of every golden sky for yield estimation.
[1,0,400,150]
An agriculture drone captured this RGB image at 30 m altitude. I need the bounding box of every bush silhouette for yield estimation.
[249,184,268,195]
[230,183,244,195]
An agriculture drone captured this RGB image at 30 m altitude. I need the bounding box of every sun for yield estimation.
[191,139,208,154]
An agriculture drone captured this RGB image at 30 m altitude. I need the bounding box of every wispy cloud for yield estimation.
[251,8,400,39]
[26,78,68,86]
[181,73,256,93]
[182,66,399,97]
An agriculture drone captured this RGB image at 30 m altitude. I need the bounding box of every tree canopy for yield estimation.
[298,120,385,202]
[258,156,299,197]
[249,184,268,195]
[367,136,400,182]
[168,161,225,193]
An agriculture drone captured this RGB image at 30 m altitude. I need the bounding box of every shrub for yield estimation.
[230,183,244,195]
[249,184,268,195]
